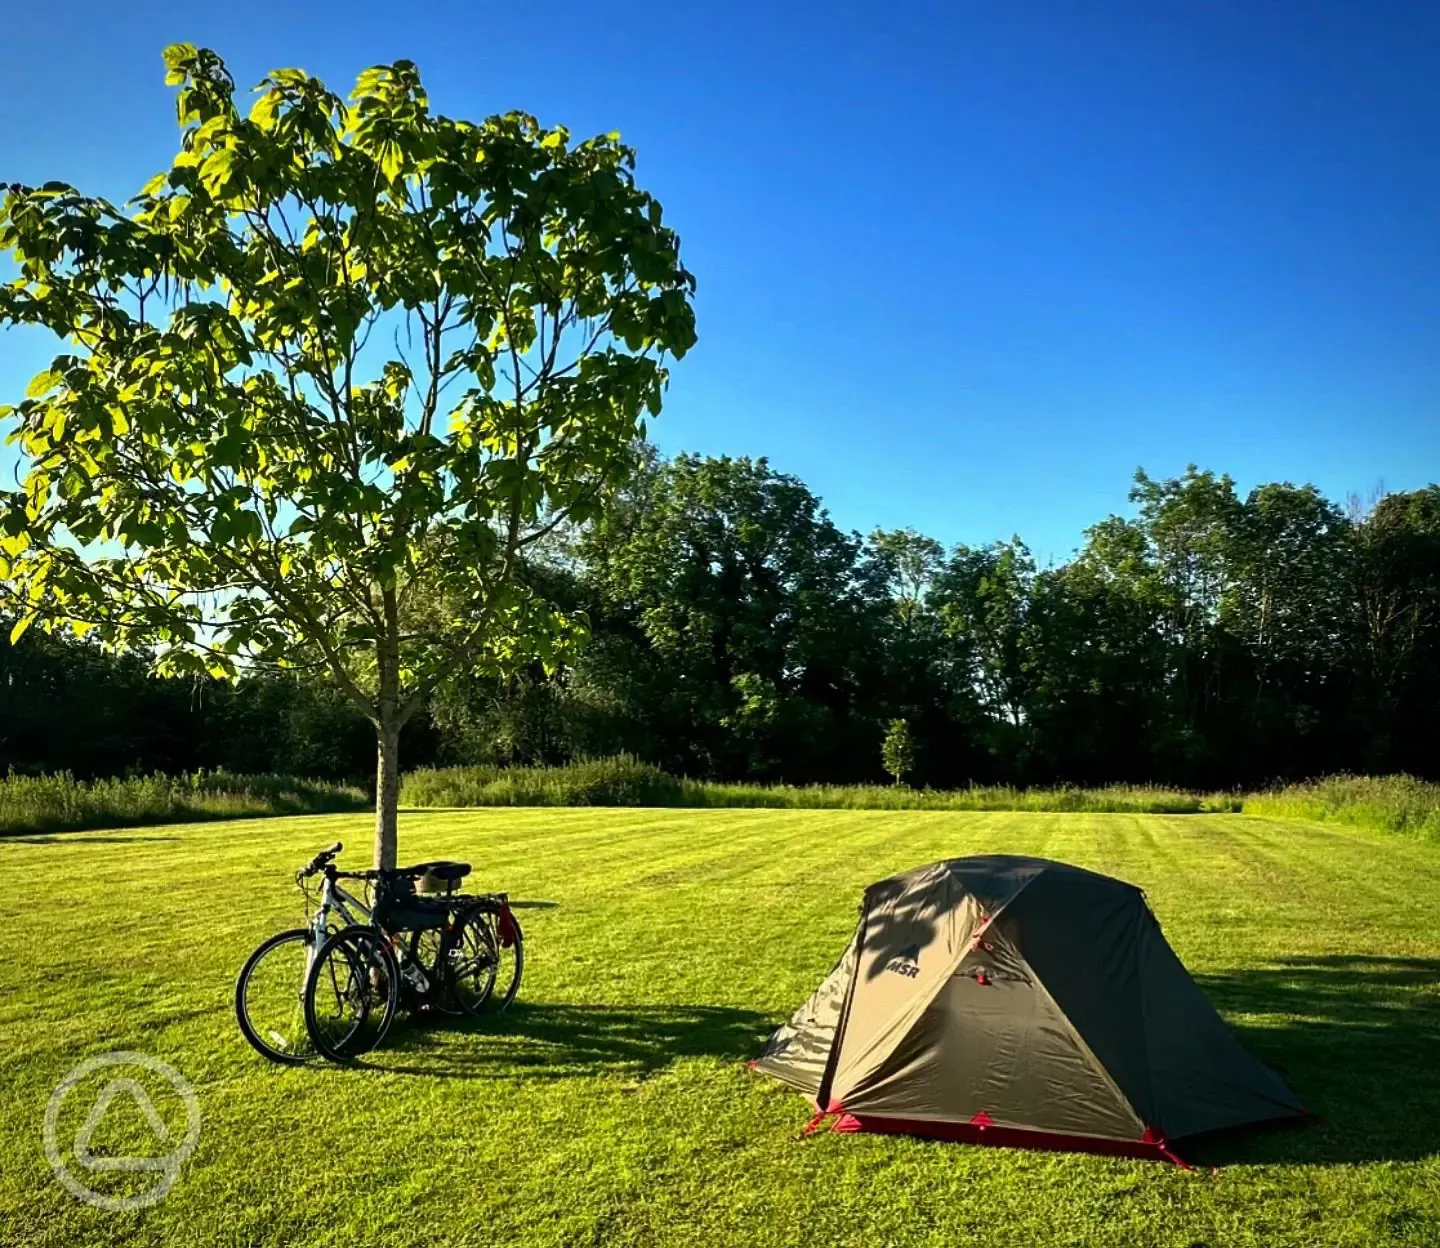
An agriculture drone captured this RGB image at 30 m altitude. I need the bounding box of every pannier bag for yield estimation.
[372,861,470,932]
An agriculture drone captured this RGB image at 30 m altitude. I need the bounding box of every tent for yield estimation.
[752,854,1306,1165]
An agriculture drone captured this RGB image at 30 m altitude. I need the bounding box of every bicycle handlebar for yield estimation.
[296,844,439,884]
[298,841,344,879]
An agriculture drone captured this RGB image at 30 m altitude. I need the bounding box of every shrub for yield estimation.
[401,755,686,808]
[401,757,1226,814]
[1243,774,1440,840]
[0,770,367,836]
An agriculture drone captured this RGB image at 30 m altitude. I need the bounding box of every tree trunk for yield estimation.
[374,717,400,871]
[374,586,404,871]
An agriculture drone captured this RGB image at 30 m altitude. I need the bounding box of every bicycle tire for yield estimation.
[304,924,400,1063]
[451,902,524,1016]
[235,928,317,1064]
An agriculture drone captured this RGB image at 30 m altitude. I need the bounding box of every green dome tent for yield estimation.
[752,855,1306,1166]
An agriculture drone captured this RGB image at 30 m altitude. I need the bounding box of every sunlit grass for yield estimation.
[1244,774,1440,840]
[5,807,1440,1246]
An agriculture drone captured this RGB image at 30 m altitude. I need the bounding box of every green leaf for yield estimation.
[9,614,34,644]
[199,149,237,198]
[379,141,404,181]
[25,369,60,399]
[162,43,197,85]
[249,91,282,129]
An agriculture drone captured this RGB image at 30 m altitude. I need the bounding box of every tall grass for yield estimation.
[400,755,1234,814]
[0,770,368,836]
[403,759,1440,835]
[9,759,1437,841]
[1244,774,1440,840]
[400,756,689,808]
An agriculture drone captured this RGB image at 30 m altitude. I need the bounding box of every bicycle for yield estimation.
[305,856,524,1061]
[234,841,396,1064]
[236,842,525,1065]
[397,870,525,1019]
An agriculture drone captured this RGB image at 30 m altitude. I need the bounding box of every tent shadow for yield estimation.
[1187,955,1440,1166]
[358,1001,774,1082]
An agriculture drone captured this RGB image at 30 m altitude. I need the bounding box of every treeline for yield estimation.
[0,630,436,781]
[3,454,1437,790]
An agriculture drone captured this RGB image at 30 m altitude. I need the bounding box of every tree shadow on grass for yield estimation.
[359,1001,773,1082]
[1188,955,1440,1166]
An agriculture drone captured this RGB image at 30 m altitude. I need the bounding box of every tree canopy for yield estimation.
[0,45,696,864]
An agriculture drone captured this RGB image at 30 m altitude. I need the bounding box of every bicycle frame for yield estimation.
[304,856,499,1000]
[307,868,430,972]
[314,872,371,934]
[314,868,444,1001]
[303,871,373,977]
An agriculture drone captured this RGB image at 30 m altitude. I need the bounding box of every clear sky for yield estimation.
[2,1,1436,563]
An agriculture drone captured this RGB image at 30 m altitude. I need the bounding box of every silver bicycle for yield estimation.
[234,842,393,1063]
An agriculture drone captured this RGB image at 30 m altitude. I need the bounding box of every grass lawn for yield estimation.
[4,809,1440,1247]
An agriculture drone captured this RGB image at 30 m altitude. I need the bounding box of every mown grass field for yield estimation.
[4,809,1439,1247]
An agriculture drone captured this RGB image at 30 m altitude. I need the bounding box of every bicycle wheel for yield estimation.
[235,928,317,1063]
[304,925,400,1063]
[450,904,524,1016]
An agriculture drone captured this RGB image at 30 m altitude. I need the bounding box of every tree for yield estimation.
[1222,484,1349,685]
[1348,487,1440,771]
[1018,557,1169,784]
[0,46,697,866]
[0,623,205,778]
[880,717,915,786]
[932,539,1037,730]
[867,528,943,630]
[577,454,887,781]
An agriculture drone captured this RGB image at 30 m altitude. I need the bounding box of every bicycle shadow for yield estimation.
[1186,955,1440,1167]
[359,1001,772,1082]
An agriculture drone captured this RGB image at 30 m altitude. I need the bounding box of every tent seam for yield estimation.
[1136,898,1163,1136]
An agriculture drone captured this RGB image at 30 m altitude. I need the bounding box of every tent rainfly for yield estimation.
[751,854,1306,1166]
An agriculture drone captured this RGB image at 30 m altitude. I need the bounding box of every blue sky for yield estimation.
[2,1,1436,563]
